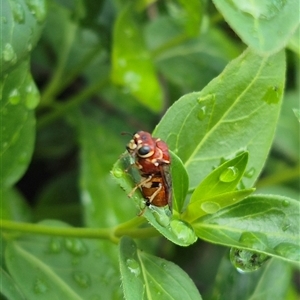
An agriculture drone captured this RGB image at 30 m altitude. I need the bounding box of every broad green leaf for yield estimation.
[293,108,300,122]
[248,259,292,300]
[1,0,46,74]
[112,153,197,246]
[0,268,25,300]
[111,4,163,112]
[0,187,32,222]
[193,195,300,263]
[119,236,202,300]
[287,26,300,56]
[33,172,81,225]
[151,26,241,92]
[212,0,300,53]
[273,91,299,161]
[0,60,38,188]
[154,48,285,190]
[190,152,248,201]
[170,151,189,214]
[73,109,135,228]
[184,189,255,223]
[4,220,122,300]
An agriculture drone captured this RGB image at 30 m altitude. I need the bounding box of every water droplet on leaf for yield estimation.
[73,271,91,288]
[197,93,215,104]
[262,86,280,104]
[25,0,47,23]
[201,201,220,214]
[238,232,268,251]
[112,168,124,178]
[33,278,48,294]
[219,166,239,182]
[244,167,255,178]
[3,44,16,62]
[170,220,197,245]
[281,199,290,207]
[230,248,270,273]
[126,258,141,277]
[25,82,40,109]
[12,1,25,23]
[274,243,299,261]
[230,0,286,20]
[152,210,170,227]
[198,106,206,120]
[64,238,88,256]
[9,89,21,105]
[48,237,62,253]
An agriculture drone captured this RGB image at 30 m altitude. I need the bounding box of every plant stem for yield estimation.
[37,77,109,129]
[0,219,159,243]
[41,21,78,106]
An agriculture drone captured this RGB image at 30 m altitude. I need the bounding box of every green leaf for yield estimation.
[0,59,38,188]
[0,187,32,222]
[248,259,292,300]
[112,153,197,246]
[184,189,255,223]
[1,0,46,74]
[73,109,135,228]
[170,151,189,214]
[111,4,163,112]
[154,48,285,190]
[119,236,202,300]
[212,0,300,53]
[293,108,300,122]
[193,195,300,263]
[211,255,292,300]
[287,26,300,56]
[151,26,241,92]
[190,152,249,201]
[4,220,122,300]
[0,268,25,300]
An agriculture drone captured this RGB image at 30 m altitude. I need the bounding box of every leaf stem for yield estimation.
[0,219,159,243]
[41,21,78,106]
[37,77,109,129]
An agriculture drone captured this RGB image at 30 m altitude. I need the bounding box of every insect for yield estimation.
[126,131,172,212]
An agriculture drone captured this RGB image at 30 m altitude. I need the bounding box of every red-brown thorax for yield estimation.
[126,131,171,175]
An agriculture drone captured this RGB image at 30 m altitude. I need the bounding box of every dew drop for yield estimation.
[33,278,48,294]
[8,89,21,105]
[170,220,197,245]
[48,237,62,253]
[281,222,291,232]
[112,168,124,178]
[274,243,300,261]
[152,210,170,227]
[201,201,220,214]
[3,43,16,62]
[64,238,88,256]
[262,86,280,104]
[244,167,255,178]
[126,258,141,277]
[73,271,91,288]
[197,93,215,104]
[219,166,239,182]
[230,0,286,20]
[197,106,206,120]
[229,248,270,273]
[281,199,290,207]
[11,1,25,23]
[25,0,47,23]
[25,83,40,109]
[238,232,268,251]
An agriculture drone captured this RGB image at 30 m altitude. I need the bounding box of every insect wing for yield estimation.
[159,164,172,212]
